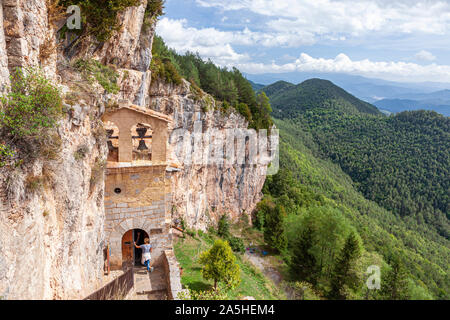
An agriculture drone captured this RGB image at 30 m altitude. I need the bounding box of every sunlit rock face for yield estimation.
[0,0,269,299]
[150,80,270,230]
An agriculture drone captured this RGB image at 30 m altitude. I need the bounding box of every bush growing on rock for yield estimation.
[0,67,63,164]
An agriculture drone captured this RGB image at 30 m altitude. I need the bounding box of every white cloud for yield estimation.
[196,0,450,37]
[155,18,250,65]
[233,53,450,83]
[415,50,436,62]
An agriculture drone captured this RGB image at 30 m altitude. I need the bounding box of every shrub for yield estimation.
[0,143,15,168]
[150,57,182,86]
[227,236,245,253]
[1,67,62,138]
[199,239,241,290]
[0,67,63,163]
[60,0,141,42]
[74,59,120,94]
[143,0,165,31]
[177,286,227,300]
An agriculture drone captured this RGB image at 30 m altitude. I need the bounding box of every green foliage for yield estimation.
[151,35,273,129]
[287,206,356,291]
[227,236,246,253]
[263,78,381,117]
[1,68,62,138]
[74,59,120,94]
[174,234,283,299]
[290,281,322,300]
[290,223,320,285]
[199,239,241,290]
[328,232,362,299]
[0,67,63,163]
[177,286,227,300]
[217,213,231,238]
[0,143,15,168]
[262,80,449,299]
[266,79,449,239]
[60,0,145,42]
[380,257,411,300]
[264,203,288,252]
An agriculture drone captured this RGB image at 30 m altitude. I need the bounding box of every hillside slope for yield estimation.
[262,79,449,299]
[264,79,381,117]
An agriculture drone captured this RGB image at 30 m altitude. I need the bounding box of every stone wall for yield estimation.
[104,165,173,268]
[162,250,183,300]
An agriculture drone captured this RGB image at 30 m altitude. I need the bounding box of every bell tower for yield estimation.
[101,103,174,269]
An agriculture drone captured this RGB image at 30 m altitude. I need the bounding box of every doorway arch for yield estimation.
[121,229,150,267]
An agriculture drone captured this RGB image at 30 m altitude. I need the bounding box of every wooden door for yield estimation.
[122,230,134,266]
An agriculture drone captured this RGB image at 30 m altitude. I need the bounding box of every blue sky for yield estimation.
[156,0,450,83]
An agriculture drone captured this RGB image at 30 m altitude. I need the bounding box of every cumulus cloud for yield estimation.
[196,0,450,37]
[415,50,436,62]
[156,1,450,83]
[234,53,450,83]
[155,18,250,65]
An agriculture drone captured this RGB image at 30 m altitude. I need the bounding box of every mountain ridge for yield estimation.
[263,78,382,117]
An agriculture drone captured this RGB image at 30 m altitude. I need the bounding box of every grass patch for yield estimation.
[174,233,285,300]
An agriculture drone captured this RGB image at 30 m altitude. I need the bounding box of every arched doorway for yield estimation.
[121,229,149,267]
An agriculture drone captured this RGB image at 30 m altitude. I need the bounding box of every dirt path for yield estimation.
[245,252,283,285]
[244,250,296,300]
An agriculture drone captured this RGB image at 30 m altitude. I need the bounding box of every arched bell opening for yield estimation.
[105,121,120,162]
[131,123,152,162]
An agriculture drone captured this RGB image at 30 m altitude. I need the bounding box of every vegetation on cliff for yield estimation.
[151,35,273,129]
[0,68,63,167]
[59,0,165,42]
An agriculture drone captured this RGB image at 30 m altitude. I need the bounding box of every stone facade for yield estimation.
[104,165,174,269]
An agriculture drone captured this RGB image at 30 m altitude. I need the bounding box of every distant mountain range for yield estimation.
[245,72,450,116]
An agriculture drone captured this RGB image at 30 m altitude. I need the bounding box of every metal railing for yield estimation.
[84,267,134,300]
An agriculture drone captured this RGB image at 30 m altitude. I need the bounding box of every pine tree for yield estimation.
[328,232,362,299]
[380,257,411,300]
[217,213,230,238]
[199,239,241,290]
[264,204,287,252]
[290,224,320,285]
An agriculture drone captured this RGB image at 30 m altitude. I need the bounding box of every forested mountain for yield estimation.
[150,37,449,299]
[259,79,449,299]
[264,79,381,117]
[374,99,450,117]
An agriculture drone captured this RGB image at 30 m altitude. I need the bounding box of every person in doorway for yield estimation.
[134,238,154,273]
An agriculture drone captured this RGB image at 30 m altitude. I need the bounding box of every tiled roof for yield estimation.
[105,103,172,123]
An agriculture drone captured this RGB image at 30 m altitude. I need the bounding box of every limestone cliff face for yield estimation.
[0,0,153,299]
[0,0,268,299]
[150,81,269,230]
